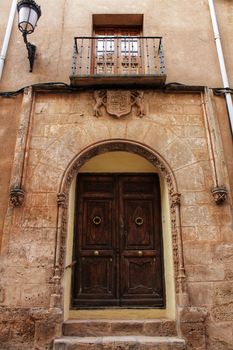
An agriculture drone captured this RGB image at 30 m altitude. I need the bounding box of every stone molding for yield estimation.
[8,87,33,208]
[52,140,188,308]
[202,88,229,205]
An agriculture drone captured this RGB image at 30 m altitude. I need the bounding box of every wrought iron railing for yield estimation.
[71,36,165,77]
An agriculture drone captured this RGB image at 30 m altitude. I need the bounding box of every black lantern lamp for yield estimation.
[17,0,41,72]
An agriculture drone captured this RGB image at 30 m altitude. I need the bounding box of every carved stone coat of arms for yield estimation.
[106,90,131,118]
[93,90,145,118]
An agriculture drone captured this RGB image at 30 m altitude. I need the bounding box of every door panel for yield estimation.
[83,199,113,248]
[123,200,154,249]
[72,173,165,308]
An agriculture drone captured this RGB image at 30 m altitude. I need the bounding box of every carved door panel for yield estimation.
[119,175,164,307]
[72,174,164,308]
[72,175,118,307]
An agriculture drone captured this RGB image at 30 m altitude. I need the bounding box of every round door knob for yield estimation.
[138,250,143,256]
[94,250,99,256]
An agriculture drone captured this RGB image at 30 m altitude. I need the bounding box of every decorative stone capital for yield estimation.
[211,186,228,205]
[57,192,66,207]
[170,192,181,208]
[9,187,25,207]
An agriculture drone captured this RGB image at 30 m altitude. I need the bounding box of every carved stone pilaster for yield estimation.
[9,187,25,207]
[211,186,228,205]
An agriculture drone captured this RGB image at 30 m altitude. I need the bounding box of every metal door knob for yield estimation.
[138,250,143,256]
[94,250,99,256]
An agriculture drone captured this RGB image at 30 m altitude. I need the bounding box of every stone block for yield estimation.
[41,140,76,171]
[0,321,11,342]
[143,124,177,152]
[212,206,233,226]
[195,225,220,241]
[180,322,206,350]
[21,284,52,308]
[181,205,216,227]
[126,120,151,142]
[206,321,233,349]
[183,242,215,265]
[175,163,205,191]
[182,226,197,241]
[188,282,214,306]
[213,282,233,305]
[178,306,208,324]
[29,163,62,192]
[212,303,233,322]
[22,206,57,228]
[30,136,51,150]
[220,225,233,242]
[215,244,233,263]
[143,320,177,336]
[161,138,196,170]
[107,120,127,138]
[185,126,206,138]
[183,105,202,115]
[161,104,184,114]
[186,264,225,282]
[35,319,61,349]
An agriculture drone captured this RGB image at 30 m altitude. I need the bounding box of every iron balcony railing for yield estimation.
[71,36,165,78]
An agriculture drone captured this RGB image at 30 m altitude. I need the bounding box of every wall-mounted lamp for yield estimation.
[17,0,41,72]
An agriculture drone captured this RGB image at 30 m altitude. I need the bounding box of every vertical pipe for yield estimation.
[208,0,233,134]
[0,0,17,80]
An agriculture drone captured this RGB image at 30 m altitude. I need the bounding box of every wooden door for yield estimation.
[72,174,165,308]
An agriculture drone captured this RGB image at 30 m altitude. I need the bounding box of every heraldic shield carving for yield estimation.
[107,90,131,118]
[93,90,145,118]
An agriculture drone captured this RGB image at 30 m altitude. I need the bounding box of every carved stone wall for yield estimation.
[0,90,232,349]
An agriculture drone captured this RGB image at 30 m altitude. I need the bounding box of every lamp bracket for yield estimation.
[23,32,36,72]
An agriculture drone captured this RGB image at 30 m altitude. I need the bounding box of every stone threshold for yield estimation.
[54,336,186,350]
[63,319,177,337]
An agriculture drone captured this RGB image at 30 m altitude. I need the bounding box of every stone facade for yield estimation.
[0,0,233,349]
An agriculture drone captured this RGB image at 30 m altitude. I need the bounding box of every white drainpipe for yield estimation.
[0,0,17,80]
[208,0,233,135]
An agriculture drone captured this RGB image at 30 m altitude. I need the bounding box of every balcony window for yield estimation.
[70,24,166,87]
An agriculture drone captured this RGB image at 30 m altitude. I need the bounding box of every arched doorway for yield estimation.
[60,143,180,320]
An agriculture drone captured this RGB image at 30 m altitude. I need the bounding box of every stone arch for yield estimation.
[51,139,189,310]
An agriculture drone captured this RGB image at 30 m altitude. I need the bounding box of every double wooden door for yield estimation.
[72,174,165,308]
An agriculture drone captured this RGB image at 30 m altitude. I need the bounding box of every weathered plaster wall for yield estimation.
[0,96,21,249]
[0,0,233,90]
[0,90,232,349]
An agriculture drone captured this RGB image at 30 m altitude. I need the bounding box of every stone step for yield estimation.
[54,336,186,350]
[63,319,177,337]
